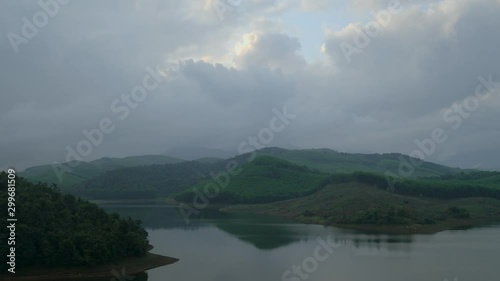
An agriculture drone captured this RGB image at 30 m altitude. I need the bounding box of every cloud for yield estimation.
[1,0,500,171]
[234,32,306,72]
[301,0,335,11]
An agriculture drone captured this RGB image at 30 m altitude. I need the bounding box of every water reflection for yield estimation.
[101,205,416,252]
[101,205,500,281]
[133,272,149,281]
[67,272,149,281]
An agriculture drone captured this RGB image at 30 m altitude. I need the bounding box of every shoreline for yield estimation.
[96,199,500,235]
[221,204,500,235]
[2,251,178,281]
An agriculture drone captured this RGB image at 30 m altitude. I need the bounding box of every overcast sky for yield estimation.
[1,0,500,171]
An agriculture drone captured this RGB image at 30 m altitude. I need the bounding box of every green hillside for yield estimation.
[225,182,500,233]
[0,172,149,271]
[73,161,216,199]
[175,156,329,204]
[320,171,500,200]
[253,147,461,177]
[20,148,484,204]
[20,155,183,188]
[19,148,465,191]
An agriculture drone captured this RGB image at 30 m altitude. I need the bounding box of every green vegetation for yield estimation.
[253,147,461,177]
[19,148,474,202]
[0,172,149,272]
[224,182,500,233]
[73,161,216,199]
[175,156,329,204]
[17,148,500,232]
[215,164,500,232]
[322,171,500,200]
[20,155,183,188]
[22,147,464,193]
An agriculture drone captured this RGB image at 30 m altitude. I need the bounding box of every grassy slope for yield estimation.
[175,156,329,204]
[224,182,500,233]
[20,155,183,188]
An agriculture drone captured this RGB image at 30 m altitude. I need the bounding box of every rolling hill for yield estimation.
[17,147,500,231]
[224,182,500,233]
[72,161,216,199]
[252,147,461,177]
[20,155,183,188]
[20,147,479,202]
[175,156,330,204]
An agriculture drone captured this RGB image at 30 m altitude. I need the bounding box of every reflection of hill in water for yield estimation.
[101,205,305,249]
[134,272,149,281]
[102,205,416,252]
[79,272,149,281]
[206,212,307,250]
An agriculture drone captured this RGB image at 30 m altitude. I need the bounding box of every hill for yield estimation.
[253,147,461,177]
[20,155,183,188]
[0,172,149,272]
[19,148,479,203]
[72,161,216,199]
[224,182,500,234]
[68,148,475,202]
[175,156,330,204]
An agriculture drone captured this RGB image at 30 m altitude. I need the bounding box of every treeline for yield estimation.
[437,170,500,180]
[72,161,218,199]
[0,172,149,272]
[324,172,500,200]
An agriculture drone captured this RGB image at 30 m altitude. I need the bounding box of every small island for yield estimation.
[0,172,178,280]
[222,182,500,234]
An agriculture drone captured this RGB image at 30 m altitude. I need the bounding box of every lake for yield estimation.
[102,205,500,281]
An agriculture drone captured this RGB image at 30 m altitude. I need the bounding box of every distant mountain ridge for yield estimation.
[66,147,469,200]
[20,155,184,188]
[248,147,461,177]
[17,148,500,234]
[164,146,234,161]
[21,147,468,199]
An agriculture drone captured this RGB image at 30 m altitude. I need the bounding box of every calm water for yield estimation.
[102,205,500,281]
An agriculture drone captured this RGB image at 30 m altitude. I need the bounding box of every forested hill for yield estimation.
[0,172,149,272]
[251,147,461,177]
[19,147,475,201]
[72,161,218,199]
[20,155,183,188]
[175,156,330,204]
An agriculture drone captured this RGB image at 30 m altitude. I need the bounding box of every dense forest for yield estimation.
[72,161,218,199]
[0,172,149,272]
[325,171,500,200]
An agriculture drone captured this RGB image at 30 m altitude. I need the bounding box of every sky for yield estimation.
[1,0,500,171]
